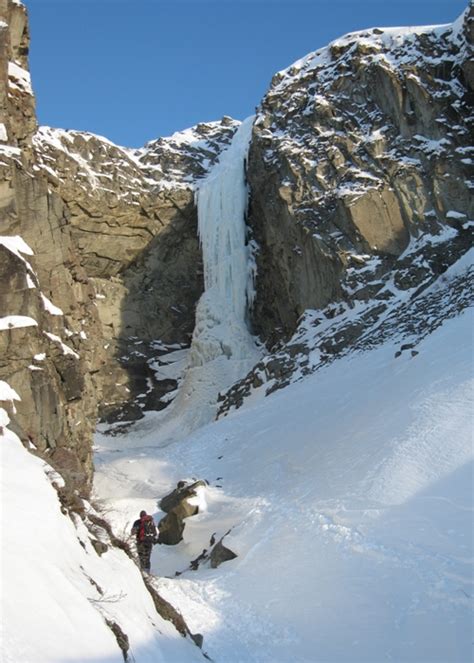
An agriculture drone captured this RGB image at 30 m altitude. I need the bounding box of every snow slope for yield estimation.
[95,298,473,662]
[0,407,202,663]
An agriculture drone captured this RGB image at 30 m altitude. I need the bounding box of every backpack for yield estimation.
[138,516,157,542]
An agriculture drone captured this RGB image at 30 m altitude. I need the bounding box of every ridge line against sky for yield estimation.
[24,0,467,147]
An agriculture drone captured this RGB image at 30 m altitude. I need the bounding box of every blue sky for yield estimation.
[25,0,467,148]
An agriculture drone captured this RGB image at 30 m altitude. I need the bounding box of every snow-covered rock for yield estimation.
[216,6,474,409]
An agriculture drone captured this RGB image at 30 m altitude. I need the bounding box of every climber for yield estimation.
[131,510,158,573]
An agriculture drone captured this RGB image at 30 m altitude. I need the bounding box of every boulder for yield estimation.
[157,511,185,546]
[158,480,207,545]
[159,480,207,513]
[210,540,238,569]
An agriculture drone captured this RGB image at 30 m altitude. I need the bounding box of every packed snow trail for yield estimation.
[132,117,260,444]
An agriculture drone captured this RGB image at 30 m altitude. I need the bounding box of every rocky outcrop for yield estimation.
[31,126,202,424]
[0,0,101,493]
[218,7,474,413]
[209,537,238,569]
[248,7,473,347]
[143,575,205,650]
[32,119,239,424]
[0,0,35,148]
[185,531,238,572]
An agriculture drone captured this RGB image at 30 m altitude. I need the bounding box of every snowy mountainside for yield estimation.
[220,228,473,414]
[1,1,474,661]
[135,115,240,189]
[34,115,239,198]
[93,13,474,660]
[248,8,473,340]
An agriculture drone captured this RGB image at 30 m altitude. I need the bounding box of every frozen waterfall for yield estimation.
[191,115,257,367]
[138,116,261,443]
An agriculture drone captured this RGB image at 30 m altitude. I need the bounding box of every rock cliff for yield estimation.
[33,118,238,424]
[0,0,98,493]
[219,5,473,411]
[0,0,237,494]
[249,7,472,344]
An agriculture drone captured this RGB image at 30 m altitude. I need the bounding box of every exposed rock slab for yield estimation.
[210,538,238,569]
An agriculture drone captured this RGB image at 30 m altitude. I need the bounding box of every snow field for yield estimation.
[93,95,473,660]
[95,307,473,662]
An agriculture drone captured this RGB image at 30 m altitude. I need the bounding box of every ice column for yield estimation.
[137,117,260,441]
[191,116,257,368]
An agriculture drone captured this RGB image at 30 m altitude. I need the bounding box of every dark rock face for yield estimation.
[248,8,473,347]
[0,1,101,492]
[185,531,238,571]
[158,510,186,546]
[143,575,204,649]
[105,620,129,663]
[32,120,239,424]
[247,176,344,347]
[219,8,474,414]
